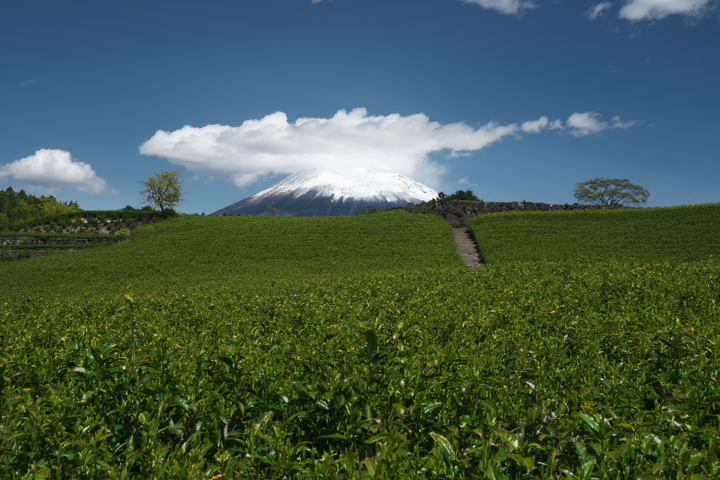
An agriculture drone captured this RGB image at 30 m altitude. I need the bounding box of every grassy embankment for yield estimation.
[1,206,720,478]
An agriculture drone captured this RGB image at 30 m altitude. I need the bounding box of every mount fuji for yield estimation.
[211,168,438,217]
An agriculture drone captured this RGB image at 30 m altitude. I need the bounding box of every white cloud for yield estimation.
[18,79,37,88]
[521,116,549,133]
[140,108,534,188]
[460,0,536,15]
[587,2,614,19]
[565,112,641,136]
[548,119,565,130]
[458,177,477,186]
[619,0,711,20]
[0,149,110,194]
[140,109,641,189]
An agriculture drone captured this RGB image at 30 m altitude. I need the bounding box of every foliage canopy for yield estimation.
[437,189,480,201]
[139,169,184,213]
[0,186,79,231]
[3,207,720,477]
[574,177,649,206]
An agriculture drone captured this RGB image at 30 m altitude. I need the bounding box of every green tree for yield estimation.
[0,187,79,231]
[140,169,185,213]
[446,189,480,201]
[38,196,78,216]
[574,178,650,207]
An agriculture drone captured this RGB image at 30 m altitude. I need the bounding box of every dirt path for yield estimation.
[453,227,482,267]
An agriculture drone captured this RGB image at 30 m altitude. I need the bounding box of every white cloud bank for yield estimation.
[460,0,536,15]
[0,149,110,194]
[139,108,640,189]
[619,0,711,20]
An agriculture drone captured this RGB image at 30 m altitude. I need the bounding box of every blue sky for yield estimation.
[1,0,718,213]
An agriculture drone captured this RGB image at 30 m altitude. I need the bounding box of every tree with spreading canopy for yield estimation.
[574,178,650,207]
[140,169,185,213]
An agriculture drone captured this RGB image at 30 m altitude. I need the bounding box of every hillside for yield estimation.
[469,203,720,264]
[2,205,720,477]
[0,211,461,299]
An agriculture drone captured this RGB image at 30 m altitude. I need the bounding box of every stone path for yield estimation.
[453,227,482,267]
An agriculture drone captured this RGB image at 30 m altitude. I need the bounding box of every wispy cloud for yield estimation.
[140,108,639,190]
[587,2,614,20]
[565,112,641,136]
[460,0,536,15]
[0,149,111,194]
[461,0,711,21]
[619,0,711,20]
[521,116,550,133]
[18,79,36,88]
[458,177,477,186]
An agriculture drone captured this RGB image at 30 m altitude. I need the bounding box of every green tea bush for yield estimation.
[2,209,720,478]
[0,212,461,300]
[2,262,720,478]
[468,203,720,264]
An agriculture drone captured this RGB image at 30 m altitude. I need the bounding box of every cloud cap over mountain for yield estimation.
[140,108,523,189]
[140,108,638,190]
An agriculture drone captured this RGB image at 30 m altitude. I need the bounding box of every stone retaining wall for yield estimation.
[0,236,112,246]
[408,200,624,226]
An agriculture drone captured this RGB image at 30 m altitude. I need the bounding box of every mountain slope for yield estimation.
[212,168,438,216]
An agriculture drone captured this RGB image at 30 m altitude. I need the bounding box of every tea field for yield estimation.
[468,203,720,264]
[0,212,461,300]
[2,207,720,479]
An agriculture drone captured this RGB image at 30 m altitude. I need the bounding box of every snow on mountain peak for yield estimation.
[250,168,438,204]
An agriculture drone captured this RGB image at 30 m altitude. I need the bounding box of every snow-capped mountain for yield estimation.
[211,168,438,216]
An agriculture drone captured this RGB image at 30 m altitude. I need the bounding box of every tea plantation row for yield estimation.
[1,207,720,478]
[0,212,461,300]
[468,203,720,264]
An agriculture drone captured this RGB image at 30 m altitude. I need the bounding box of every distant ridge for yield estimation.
[211,168,438,216]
